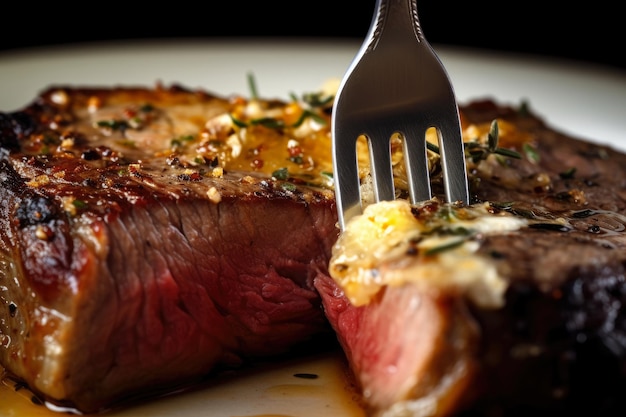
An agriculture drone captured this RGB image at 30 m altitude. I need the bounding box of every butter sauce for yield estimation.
[1,351,366,417]
[329,199,528,308]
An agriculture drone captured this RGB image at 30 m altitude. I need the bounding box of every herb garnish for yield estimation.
[272,167,289,180]
[523,143,540,163]
[427,120,521,163]
[247,72,259,100]
[424,238,467,256]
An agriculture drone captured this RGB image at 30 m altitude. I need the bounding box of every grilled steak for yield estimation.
[0,84,339,413]
[2,82,626,417]
[316,99,626,416]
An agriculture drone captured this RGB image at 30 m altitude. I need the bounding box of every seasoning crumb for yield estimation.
[60,138,75,149]
[211,167,224,178]
[50,90,69,105]
[35,225,50,241]
[62,196,78,216]
[26,175,50,188]
[207,187,222,204]
[241,175,255,184]
[87,96,101,113]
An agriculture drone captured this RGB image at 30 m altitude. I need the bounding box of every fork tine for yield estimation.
[332,123,364,229]
[436,108,470,204]
[401,125,432,203]
[332,0,470,231]
[367,132,395,202]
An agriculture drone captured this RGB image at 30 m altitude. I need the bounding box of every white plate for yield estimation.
[1,38,625,149]
[0,39,625,417]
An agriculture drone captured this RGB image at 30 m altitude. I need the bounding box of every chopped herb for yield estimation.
[493,147,522,159]
[247,72,259,100]
[96,120,129,131]
[230,114,248,128]
[427,120,520,162]
[517,99,531,117]
[291,109,327,127]
[301,92,334,108]
[171,134,195,148]
[72,199,88,209]
[490,201,514,210]
[272,167,289,180]
[559,167,576,179]
[510,207,539,219]
[42,134,60,145]
[250,117,285,129]
[427,142,440,154]
[281,182,297,192]
[424,238,466,256]
[467,120,521,162]
[523,143,540,163]
[487,119,499,152]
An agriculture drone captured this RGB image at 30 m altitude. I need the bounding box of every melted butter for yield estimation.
[0,371,58,416]
[1,351,365,417]
[329,199,528,308]
[87,94,336,189]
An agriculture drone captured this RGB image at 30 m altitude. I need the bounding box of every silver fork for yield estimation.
[332,0,469,230]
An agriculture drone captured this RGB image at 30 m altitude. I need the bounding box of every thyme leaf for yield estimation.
[424,238,467,256]
[272,167,289,180]
[426,120,520,163]
[247,72,259,100]
[487,119,499,152]
[559,167,576,179]
[523,143,540,163]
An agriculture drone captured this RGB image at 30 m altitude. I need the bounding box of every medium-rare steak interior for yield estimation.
[1,82,626,416]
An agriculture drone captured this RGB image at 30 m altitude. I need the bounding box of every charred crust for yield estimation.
[561,265,626,356]
[0,159,27,194]
[469,267,626,413]
[15,194,60,227]
[0,111,35,150]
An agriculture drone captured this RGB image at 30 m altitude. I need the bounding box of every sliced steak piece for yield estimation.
[317,99,626,416]
[0,84,339,413]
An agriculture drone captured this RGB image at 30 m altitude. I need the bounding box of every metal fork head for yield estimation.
[331,0,469,231]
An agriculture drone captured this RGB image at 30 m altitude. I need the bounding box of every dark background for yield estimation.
[1,1,624,72]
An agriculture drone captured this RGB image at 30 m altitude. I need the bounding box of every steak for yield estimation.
[3,82,626,416]
[0,84,339,413]
[316,99,626,416]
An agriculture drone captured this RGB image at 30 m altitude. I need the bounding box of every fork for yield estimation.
[331,0,469,230]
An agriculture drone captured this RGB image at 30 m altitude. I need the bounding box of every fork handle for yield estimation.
[366,0,426,49]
